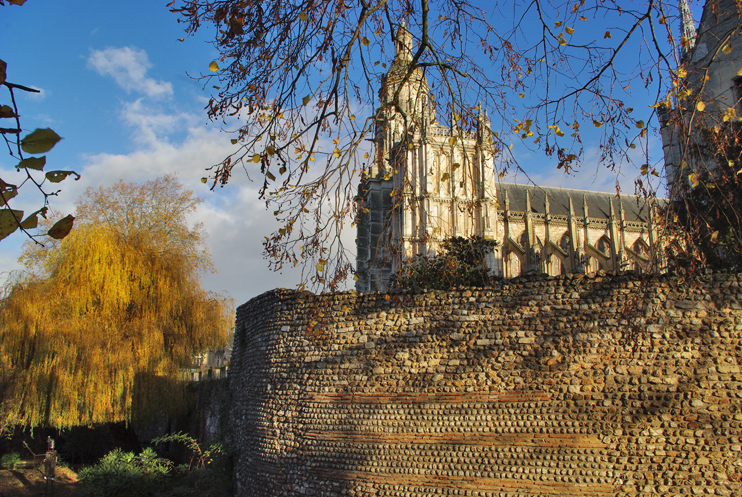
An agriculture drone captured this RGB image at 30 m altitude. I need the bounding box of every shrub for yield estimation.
[78,447,172,497]
[391,236,499,290]
[0,452,21,470]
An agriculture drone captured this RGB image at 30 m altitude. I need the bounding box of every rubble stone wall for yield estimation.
[230,272,742,496]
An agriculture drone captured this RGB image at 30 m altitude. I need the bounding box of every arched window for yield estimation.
[587,256,601,273]
[548,253,565,276]
[506,252,521,278]
[598,236,611,257]
[633,238,649,258]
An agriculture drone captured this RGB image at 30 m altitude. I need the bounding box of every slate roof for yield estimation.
[495,183,666,223]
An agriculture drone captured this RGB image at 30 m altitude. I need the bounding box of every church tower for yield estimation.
[355,24,499,292]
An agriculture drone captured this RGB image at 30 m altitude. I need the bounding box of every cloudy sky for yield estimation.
[1,1,695,305]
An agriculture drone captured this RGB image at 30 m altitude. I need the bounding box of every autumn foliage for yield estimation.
[0,176,232,431]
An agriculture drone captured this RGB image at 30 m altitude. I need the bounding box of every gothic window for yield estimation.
[633,238,649,258]
[587,256,601,273]
[547,253,566,276]
[506,252,521,278]
[598,236,611,257]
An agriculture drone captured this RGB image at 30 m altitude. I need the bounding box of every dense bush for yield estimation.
[78,447,171,497]
[78,433,231,497]
[391,236,499,290]
[0,452,21,470]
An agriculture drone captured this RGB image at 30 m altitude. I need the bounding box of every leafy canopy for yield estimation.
[0,176,232,431]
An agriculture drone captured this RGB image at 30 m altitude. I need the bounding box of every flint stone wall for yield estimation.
[231,272,742,496]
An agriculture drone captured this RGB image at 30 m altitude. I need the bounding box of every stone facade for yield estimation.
[356,27,663,293]
[660,0,742,192]
[231,272,742,496]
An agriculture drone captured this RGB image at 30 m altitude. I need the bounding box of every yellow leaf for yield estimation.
[738,68,742,77]
[519,93,525,98]
[252,154,261,163]
[298,11,308,21]
[302,95,310,106]
[201,177,208,184]
[554,21,562,27]
[565,27,574,35]
[559,38,567,46]
[636,120,645,129]
[363,152,369,159]
[177,38,184,42]
[579,16,587,21]
[332,148,341,158]
[593,120,603,128]
[723,44,732,55]
[361,36,370,46]
[266,171,276,181]
[209,61,220,72]
[696,100,706,111]
[353,274,359,281]
[677,67,687,78]
[267,146,275,155]
[316,264,324,272]
[604,31,611,39]
[659,15,667,25]
[441,173,450,181]
[710,231,719,243]
[689,172,699,187]
[449,136,458,146]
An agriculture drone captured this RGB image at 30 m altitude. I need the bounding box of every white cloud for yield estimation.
[121,99,197,147]
[87,47,173,98]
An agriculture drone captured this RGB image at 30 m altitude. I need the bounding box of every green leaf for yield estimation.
[0,105,17,118]
[266,171,276,181]
[21,128,62,154]
[17,156,46,171]
[0,209,23,241]
[45,170,79,183]
[0,185,17,207]
[47,214,75,240]
[20,212,38,230]
[230,138,238,145]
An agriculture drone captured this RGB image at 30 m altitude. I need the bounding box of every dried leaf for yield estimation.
[47,214,75,240]
[0,209,22,241]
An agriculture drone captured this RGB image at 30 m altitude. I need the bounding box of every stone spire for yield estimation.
[680,0,697,57]
[394,22,414,61]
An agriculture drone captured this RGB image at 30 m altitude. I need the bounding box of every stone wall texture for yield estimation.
[230,272,742,496]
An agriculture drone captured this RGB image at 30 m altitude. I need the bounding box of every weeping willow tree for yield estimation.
[0,176,233,431]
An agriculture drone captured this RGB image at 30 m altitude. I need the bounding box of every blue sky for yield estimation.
[1,1,703,304]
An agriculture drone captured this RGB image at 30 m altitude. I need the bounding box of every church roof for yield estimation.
[495,183,665,223]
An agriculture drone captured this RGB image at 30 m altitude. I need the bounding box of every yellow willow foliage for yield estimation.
[0,178,232,431]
